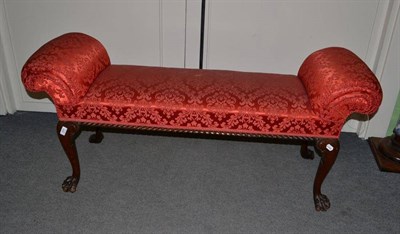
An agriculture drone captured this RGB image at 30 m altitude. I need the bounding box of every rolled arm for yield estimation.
[298,47,383,122]
[21,33,110,105]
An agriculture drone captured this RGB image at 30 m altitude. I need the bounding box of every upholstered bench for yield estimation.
[21,33,382,211]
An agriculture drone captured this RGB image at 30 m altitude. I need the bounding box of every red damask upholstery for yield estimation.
[21,33,110,105]
[298,47,382,122]
[57,65,341,137]
[21,33,382,139]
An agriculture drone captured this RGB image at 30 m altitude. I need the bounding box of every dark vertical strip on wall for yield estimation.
[199,0,206,69]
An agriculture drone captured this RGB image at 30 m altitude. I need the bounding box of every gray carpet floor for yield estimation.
[1,112,399,233]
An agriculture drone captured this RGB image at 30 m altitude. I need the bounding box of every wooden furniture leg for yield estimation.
[89,128,104,143]
[301,142,314,160]
[57,121,81,193]
[369,135,400,173]
[313,138,340,211]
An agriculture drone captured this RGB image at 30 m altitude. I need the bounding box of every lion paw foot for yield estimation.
[314,194,330,211]
[62,176,79,193]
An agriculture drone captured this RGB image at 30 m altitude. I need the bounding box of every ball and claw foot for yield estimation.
[62,176,79,193]
[314,194,331,211]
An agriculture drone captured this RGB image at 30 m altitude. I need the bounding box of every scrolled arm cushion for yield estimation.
[298,47,382,122]
[21,33,110,105]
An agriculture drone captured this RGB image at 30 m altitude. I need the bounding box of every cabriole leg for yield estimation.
[313,138,340,211]
[89,128,104,143]
[57,121,81,193]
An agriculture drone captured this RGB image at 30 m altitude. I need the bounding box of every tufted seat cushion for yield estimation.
[56,65,340,138]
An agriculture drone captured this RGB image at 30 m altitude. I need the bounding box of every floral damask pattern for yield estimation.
[21,33,110,105]
[55,65,343,137]
[57,104,341,137]
[298,47,382,121]
[82,65,314,115]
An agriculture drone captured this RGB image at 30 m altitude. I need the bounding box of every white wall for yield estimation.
[0,26,9,115]
[1,0,192,113]
[0,0,398,138]
[0,91,5,114]
[202,0,397,136]
[363,1,400,137]
[0,0,16,115]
